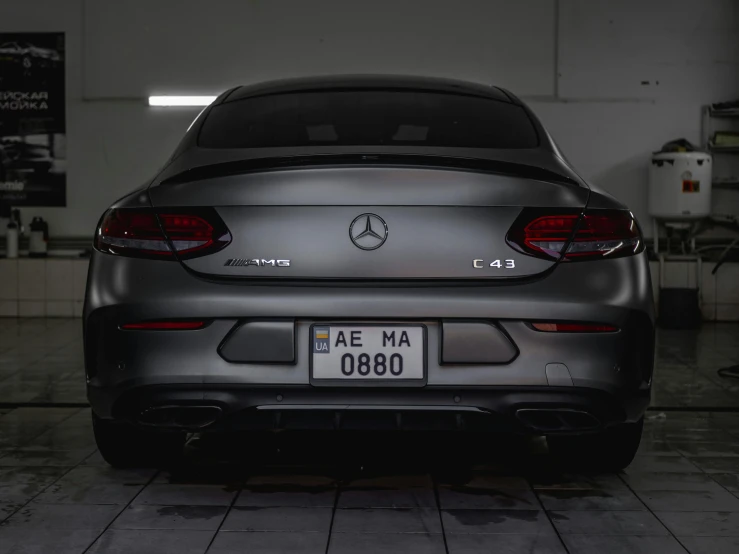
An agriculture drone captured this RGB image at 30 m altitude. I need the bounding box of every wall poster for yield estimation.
[0,32,65,206]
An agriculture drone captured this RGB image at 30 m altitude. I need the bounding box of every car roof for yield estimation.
[222,75,517,104]
[156,75,588,189]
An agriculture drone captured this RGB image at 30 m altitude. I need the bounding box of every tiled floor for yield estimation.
[0,318,739,553]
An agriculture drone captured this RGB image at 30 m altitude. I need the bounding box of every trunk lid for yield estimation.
[148,163,589,280]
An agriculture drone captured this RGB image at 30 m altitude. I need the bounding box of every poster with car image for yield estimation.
[0,32,65,206]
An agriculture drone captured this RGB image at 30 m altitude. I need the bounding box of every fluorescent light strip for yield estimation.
[148,96,217,107]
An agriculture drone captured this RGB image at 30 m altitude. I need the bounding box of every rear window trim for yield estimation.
[221,87,516,105]
[196,88,541,150]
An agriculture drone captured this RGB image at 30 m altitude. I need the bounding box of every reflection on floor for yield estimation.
[0,318,738,553]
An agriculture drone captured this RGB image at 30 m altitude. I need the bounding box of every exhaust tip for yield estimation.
[138,405,223,429]
[515,408,600,432]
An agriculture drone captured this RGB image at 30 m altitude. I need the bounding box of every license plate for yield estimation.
[311,324,425,381]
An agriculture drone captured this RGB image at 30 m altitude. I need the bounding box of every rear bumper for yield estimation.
[89,384,651,434]
[84,251,655,430]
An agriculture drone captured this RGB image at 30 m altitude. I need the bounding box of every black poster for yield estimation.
[0,32,65,206]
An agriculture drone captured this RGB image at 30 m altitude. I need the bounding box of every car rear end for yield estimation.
[84,78,654,463]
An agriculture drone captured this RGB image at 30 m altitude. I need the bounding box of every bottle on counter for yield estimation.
[6,219,18,259]
[29,216,49,258]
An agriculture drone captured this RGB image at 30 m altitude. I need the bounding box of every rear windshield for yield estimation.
[198,90,539,149]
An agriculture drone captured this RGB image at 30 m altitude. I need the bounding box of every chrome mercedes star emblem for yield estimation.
[349,213,388,250]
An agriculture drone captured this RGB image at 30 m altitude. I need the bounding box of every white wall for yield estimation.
[2,0,738,237]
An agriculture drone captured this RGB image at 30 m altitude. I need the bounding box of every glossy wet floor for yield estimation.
[1,319,739,553]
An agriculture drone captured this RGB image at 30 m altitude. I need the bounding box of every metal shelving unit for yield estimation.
[709,143,739,154]
[714,178,739,189]
[707,107,739,119]
[702,105,739,191]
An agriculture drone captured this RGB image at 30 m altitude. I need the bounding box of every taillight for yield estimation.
[566,211,643,259]
[121,320,207,330]
[532,322,618,332]
[96,208,231,259]
[506,209,643,261]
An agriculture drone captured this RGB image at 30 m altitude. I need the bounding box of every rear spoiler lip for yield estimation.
[155,152,584,188]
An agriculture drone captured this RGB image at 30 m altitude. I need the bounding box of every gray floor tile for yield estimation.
[688,457,739,474]
[636,439,682,456]
[537,489,644,511]
[0,427,60,449]
[530,473,628,491]
[2,503,122,529]
[437,473,531,490]
[637,489,739,512]
[549,510,669,535]
[663,429,739,443]
[637,445,684,457]
[712,413,739,426]
[329,532,446,553]
[625,455,702,473]
[0,407,81,424]
[33,466,152,505]
[221,506,333,532]
[81,450,108,466]
[622,472,727,492]
[711,474,739,491]
[562,535,688,554]
[0,386,46,404]
[151,464,245,487]
[345,474,433,489]
[673,442,739,457]
[134,483,237,506]
[238,485,336,508]
[0,502,19,522]
[50,465,154,485]
[245,473,336,487]
[657,511,739,537]
[19,426,97,451]
[0,528,100,554]
[446,533,567,553]
[0,447,94,467]
[678,536,739,554]
[332,507,441,534]
[441,509,555,535]
[112,504,228,530]
[29,386,88,404]
[210,531,329,553]
[338,487,434,508]
[33,480,144,505]
[0,465,69,503]
[438,486,539,510]
[87,529,215,554]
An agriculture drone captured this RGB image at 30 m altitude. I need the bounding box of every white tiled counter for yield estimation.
[0,258,89,317]
[647,260,739,322]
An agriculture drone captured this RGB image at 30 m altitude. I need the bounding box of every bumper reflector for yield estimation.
[532,323,618,333]
[121,321,206,330]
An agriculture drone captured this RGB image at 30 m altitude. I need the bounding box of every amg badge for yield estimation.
[224,259,291,267]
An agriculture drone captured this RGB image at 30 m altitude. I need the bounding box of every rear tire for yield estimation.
[92,412,186,468]
[547,417,643,472]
